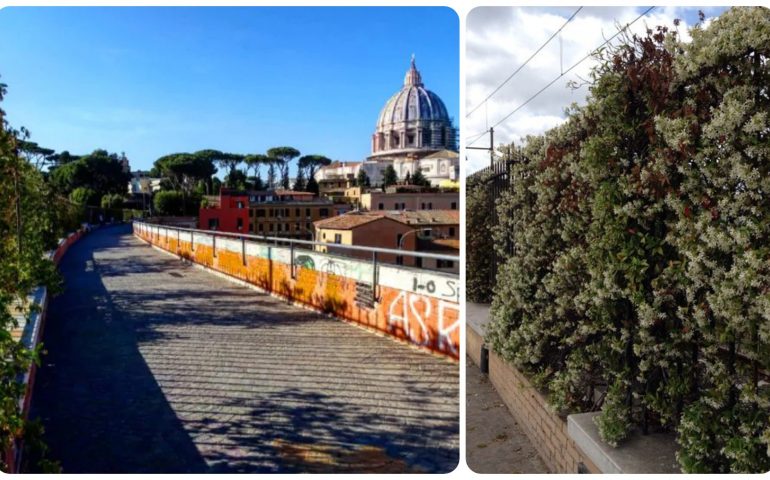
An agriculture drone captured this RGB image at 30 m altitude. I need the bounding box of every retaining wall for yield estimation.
[467,326,600,473]
[134,222,461,359]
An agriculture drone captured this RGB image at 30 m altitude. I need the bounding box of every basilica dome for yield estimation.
[371,56,456,158]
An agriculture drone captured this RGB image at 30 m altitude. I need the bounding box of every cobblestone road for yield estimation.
[30,225,458,473]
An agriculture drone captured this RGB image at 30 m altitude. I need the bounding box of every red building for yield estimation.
[199,191,250,232]
[199,189,348,238]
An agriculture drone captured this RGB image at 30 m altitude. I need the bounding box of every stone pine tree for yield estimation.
[244,154,269,190]
[267,147,300,190]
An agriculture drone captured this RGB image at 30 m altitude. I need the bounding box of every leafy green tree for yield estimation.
[50,149,129,199]
[466,172,493,302]
[100,193,123,209]
[223,169,247,190]
[154,153,216,194]
[211,177,222,195]
[0,77,61,472]
[292,168,306,191]
[251,174,265,191]
[267,146,300,190]
[297,154,331,186]
[17,139,55,170]
[266,158,278,190]
[356,168,371,188]
[69,187,99,206]
[382,164,398,187]
[243,154,269,189]
[153,190,185,216]
[193,149,242,188]
[410,169,430,187]
[305,176,319,195]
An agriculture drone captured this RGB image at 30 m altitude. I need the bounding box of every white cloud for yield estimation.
[465,6,719,175]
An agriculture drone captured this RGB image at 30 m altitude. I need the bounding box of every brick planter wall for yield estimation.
[467,326,599,473]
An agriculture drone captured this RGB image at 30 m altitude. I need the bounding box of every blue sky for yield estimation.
[0,7,459,174]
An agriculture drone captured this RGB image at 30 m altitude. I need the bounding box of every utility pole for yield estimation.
[466,127,495,169]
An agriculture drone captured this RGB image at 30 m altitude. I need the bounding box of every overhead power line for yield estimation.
[466,6,655,148]
[465,6,583,119]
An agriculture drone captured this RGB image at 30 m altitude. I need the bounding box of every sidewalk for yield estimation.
[466,303,548,474]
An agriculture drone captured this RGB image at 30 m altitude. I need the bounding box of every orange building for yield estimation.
[314,210,459,272]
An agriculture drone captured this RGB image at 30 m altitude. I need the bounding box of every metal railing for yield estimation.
[134,220,458,298]
[134,220,459,262]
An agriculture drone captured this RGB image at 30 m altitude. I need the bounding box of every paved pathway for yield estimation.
[30,225,458,473]
[466,357,548,473]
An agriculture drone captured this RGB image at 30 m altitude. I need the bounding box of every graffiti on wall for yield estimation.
[411,277,459,303]
[386,292,460,354]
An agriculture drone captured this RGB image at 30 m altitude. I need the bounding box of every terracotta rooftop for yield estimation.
[313,212,387,230]
[384,210,459,226]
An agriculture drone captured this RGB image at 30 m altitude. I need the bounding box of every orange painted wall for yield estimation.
[135,225,460,359]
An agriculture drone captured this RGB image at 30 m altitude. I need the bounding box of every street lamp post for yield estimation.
[398,227,432,250]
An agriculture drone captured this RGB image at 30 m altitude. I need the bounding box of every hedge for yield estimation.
[485,7,770,473]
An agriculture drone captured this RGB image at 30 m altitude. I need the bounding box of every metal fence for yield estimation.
[467,153,516,286]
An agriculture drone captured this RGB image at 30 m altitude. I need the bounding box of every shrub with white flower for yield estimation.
[484,7,770,473]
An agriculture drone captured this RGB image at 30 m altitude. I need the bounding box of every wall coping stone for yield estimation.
[466,302,491,337]
[567,412,680,473]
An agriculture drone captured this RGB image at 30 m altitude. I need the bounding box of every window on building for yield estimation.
[334,233,342,244]
[415,257,423,268]
[269,224,274,231]
[323,232,326,240]
[248,223,254,233]
[428,202,433,209]
[451,202,457,210]
[396,233,403,248]
[256,209,266,217]
[268,208,273,217]
[378,203,384,210]
[396,255,404,265]
[306,208,311,217]
[437,259,455,269]
[237,218,243,231]
[249,209,254,217]
[258,223,264,232]
[306,223,311,230]
[320,208,329,218]
[449,227,455,237]
[295,208,300,216]
[208,218,219,230]
[237,201,244,209]
[285,208,290,217]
